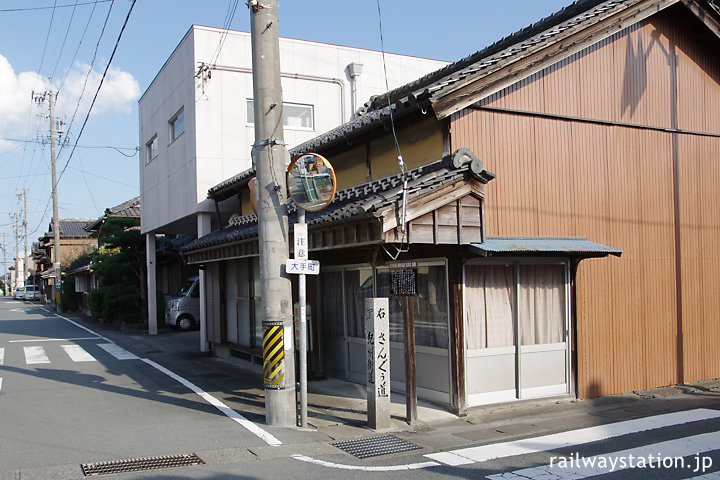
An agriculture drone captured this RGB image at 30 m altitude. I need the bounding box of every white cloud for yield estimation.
[0,54,140,150]
[57,62,140,116]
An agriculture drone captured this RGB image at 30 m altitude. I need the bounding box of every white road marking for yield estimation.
[61,345,96,362]
[98,343,139,360]
[486,431,720,479]
[0,378,3,391]
[9,337,99,343]
[292,454,440,471]
[425,408,720,465]
[142,358,283,447]
[24,346,51,364]
[0,347,4,365]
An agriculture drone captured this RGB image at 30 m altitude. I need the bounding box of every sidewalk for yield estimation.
[61,310,720,454]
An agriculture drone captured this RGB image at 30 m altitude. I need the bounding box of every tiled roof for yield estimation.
[106,196,140,218]
[292,0,638,153]
[207,0,639,196]
[48,218,97,238]
[85,197,141,232]
[183,150,494,253]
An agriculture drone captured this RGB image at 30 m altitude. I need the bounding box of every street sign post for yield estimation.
[287,153,336,428]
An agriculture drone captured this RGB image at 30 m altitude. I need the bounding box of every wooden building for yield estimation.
[182,0,720,414]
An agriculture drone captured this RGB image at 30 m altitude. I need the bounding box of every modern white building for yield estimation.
[139,25,448,341]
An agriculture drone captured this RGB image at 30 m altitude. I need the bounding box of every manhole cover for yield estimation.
[332,435,421,458]
[81,453,204,476]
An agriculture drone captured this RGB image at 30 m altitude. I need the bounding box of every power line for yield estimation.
[50,0,80,80]
[0,136,137,153]
[57,0,137,184]
[58,0,115,158]
[0,1,112,13]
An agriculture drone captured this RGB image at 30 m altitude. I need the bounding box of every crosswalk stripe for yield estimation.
[24,346,50,364]
[486,431,720,479]
[0,378,2,391]
[426,408,720,466]
[61,345,96,362]
[98,343,139,360]
[0,347,4,365]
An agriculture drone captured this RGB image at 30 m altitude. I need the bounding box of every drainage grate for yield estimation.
[81,453,204,476]
[332,435,421,459]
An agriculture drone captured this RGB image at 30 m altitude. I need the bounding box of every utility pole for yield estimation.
[2,232,6,296]
[249,0,297,427]
[11,213,19,289]
[32,88,63,310]
[18,188,28,287]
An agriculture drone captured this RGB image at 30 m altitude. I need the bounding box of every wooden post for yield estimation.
[404,295,417,423]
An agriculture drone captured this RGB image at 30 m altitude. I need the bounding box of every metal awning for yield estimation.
[470,237,622,258]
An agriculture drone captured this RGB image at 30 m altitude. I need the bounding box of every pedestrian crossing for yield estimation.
[0,342,141,392]
[0,342,139,367]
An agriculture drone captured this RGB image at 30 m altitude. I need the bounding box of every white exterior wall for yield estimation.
[140,25,447,235]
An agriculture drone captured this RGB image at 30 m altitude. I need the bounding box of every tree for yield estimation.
[90,217,146,325]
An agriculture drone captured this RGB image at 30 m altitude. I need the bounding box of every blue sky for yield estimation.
[0,0,570,261]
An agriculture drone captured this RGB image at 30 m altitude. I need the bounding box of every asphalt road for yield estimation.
[2,297,720,480]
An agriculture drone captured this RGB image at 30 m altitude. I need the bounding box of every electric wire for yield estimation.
[209,0,240,67]
[57,0,100,95]
[50,0,80,81]
[57,0,137,185]
[58,0,115,159]
[0,1,112,13]
[375,0,409,259]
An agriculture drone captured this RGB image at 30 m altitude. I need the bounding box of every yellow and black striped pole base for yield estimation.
[262,324,285,389]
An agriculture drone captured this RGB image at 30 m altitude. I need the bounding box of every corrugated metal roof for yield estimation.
[470,237,622,257]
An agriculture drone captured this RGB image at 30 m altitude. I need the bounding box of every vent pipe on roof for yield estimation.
[347,62,363,119]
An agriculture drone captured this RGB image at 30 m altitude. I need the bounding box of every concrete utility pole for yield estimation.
[18,188,28,286]
[249,0,297,427]
[2,232,6,295]
[11,213,19,289]
[49,92,61,310]
[33,89,62,309]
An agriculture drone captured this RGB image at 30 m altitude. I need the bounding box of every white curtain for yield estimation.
[465,265,515,349]
[518,264,564,345]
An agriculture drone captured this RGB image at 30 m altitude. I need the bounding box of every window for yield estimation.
[145,135,158,164]
[246,100,314,130]
[169,109,184,142]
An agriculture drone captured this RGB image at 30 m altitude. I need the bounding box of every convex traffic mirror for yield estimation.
[287,153,337,212]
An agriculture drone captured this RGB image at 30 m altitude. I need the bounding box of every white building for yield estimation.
[139,25,448,340]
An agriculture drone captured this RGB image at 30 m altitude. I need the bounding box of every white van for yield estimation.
[165,276,200,330]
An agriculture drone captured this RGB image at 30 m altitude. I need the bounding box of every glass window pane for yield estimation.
[414,265,449,349]
[376,270,408,344]
[225,260,238,344]
[464,265,516,349]
[252,257,263,347]
[283,104,313,129]
[344,268,373,338]
[246,100,313,130]
[170,109,184,141]
[237,259,251,347]
[519,264,564,346]
[321,271,344,336]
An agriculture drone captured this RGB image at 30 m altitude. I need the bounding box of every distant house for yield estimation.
[181,0,720,415]
[33,218,97,303]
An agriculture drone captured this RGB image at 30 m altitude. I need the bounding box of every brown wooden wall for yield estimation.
[450,7,720,397]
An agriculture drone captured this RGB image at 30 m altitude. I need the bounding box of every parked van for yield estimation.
[24,285,40,301]
[165,276,200,330]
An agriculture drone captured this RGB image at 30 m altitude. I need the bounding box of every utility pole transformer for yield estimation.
[249,0,297,427]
